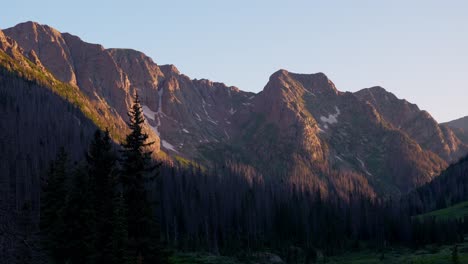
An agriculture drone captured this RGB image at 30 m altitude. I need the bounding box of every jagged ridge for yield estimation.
[2,21,468,198]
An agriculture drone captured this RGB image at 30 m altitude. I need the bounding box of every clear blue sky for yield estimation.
[2,0,467,122]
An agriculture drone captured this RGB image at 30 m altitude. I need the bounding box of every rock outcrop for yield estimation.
[355,87,468,162]
[444,116,468,131]
[442,116,468,150]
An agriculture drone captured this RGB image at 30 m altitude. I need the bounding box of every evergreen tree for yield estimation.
[63,166,96,264]
[120,92,165,263]
[40,147,69,263]
[86,129,118,262]
[109,192,131,264]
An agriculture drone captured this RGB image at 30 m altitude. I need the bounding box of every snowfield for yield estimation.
[320,106,341,125]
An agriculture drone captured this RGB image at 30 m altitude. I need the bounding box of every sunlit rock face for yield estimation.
[355,87,468,162]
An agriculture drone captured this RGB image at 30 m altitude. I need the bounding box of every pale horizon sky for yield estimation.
[2,0,467,122]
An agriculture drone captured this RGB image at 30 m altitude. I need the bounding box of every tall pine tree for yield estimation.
[120,92,165,263]
[86,129,118,262]
[40,147,69,263]
[63,166,96,264]
[109,192,131,264]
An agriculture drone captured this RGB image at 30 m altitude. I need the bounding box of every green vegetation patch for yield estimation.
[327,243,468,264]
[417,201,468,221]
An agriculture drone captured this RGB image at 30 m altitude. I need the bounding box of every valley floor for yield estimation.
[327,245,468,264]
[170,242,468,264]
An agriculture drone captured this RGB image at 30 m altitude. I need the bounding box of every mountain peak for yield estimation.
[269,69,329,81]
[366,86,387,92]
[160,64,180,75]
[4,21,79,85]
[270,69,290,78]
[10,21,62,39]
[265,69,338,98]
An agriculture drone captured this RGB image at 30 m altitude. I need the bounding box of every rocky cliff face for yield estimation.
[444,116,468,130]
[2,21,467,197]
[4,21,254,158]
[225,70,447,194]
[3,22,77,84]
[442,116,468,149]
[4,22,158,148]
[355,87,468,162]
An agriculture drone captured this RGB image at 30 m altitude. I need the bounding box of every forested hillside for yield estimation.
[405,155,468,216]
[0,68,109,263]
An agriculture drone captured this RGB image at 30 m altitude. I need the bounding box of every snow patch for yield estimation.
[157,88,164,114]
[208,119,218,125]
[145,89,184,153]
[202,99,218,124]
[229,107,236,115]
[356,157,372,176]
[162,140,178,153]
[154,89,165,136]
[320,106,340,125]
[143,88,164,136]
[202,99,209,115]
[142,105,157,121]
[304,89,316,97]
[182,128,190,133]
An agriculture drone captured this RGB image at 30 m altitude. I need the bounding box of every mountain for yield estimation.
[444,116,468,130]
[443,116,468,144]
[2,21,467,200]
[3,21,253,159]
[355,87,468,162]
[218,70,447,194]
